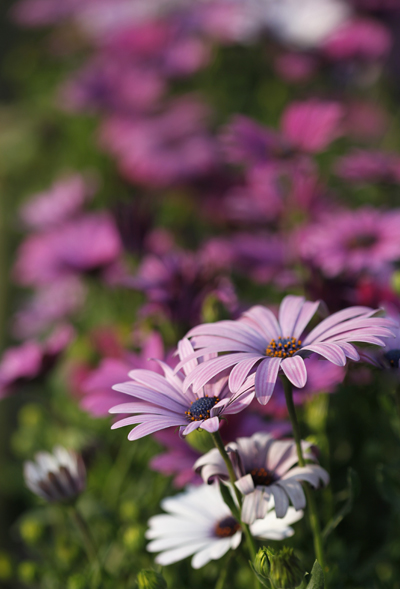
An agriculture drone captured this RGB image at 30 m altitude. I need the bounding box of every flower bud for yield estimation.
[137,569,167,589]
[24,446,86,503]
[268,547,304,589]
[253,547,271,580]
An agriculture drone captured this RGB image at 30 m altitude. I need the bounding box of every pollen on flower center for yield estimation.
[185,396,220,421]
[266,336,302,358]
[250,467,275,486]
[214,516,241,538]
[384,349,400,368]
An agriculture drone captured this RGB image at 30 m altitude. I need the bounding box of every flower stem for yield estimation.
[211,431,259,577]
[70,506,101,587]
[281,377,326,570]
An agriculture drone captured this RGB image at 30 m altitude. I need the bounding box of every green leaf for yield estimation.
[322,467,359,540]
[377,461,400,510]
[305,561,324,589]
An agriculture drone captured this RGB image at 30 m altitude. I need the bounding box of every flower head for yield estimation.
[299,208,400,278]
[110,338,254,440]
[195,433,329,523]
[24,446,86,503]
[146,483,303,569]
[177,295,394,404]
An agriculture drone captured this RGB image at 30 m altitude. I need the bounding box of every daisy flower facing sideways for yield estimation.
[176,295,395,404]
[109,339,254,440]
[146,483,303,569]
[195,433,329,523]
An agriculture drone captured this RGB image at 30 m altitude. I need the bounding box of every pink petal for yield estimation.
[281,356,307,388]
[177,338,198,377]
[229,356,262,393]
[301,343,346,366]
[255,357,281,405]
[279,295,305,337]
[292,301,321,339]
[242,306,281,340]
[200,416,220,433]
[303,306,373,345]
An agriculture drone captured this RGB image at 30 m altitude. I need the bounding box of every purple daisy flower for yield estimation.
[195,433,329,523]
[176,295,394,404]
[109,339,255,440]
[299,208,400,278]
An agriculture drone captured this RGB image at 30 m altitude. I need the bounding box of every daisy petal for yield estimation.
[281,356,307,388]
[255,357,282,405]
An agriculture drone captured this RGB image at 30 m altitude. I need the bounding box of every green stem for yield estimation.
[211,430,259,582]
[70,506,101,587]
[281,377,326,570]
[215,553,233,589]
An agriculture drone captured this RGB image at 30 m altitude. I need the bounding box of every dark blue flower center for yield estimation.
[250,467,275,486]
[266,336,302,359]
[185,396,220,421]
[384,349,400,368]
[215,516,241,538]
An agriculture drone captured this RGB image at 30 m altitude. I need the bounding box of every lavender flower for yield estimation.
[110,339,254,440]
[24,446,86,503]
[195,433,329,522]
[177,295,394,404]
[146,483,303,569]
[299,208,400,278]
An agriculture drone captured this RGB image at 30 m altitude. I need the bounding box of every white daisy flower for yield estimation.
[146,483,303,569]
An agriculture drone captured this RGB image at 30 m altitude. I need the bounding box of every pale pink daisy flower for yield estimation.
[176,295,394,404]
[146,483,303,569]
[299,208,400,278]
[110,339,255,440]
[195,433,329,523]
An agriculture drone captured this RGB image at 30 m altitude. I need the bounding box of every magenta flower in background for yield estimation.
[19,173,95,230]
[196,433,329,522]
[14,212,122,286]
[0,325,74,399]
[110,339,255,440]
[146,483,302,568]
[177,295,394,404]
[80,332,165,417]
[12,276,86,339]
[335,150,400,184]
[99,96,217,188]
[221,100,344,166]
[323,18,392,60]
[124,248,237,328]
[299,208,400,278]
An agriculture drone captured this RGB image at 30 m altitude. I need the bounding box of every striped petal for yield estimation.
[255,357,282,405]
[281,356,307,388]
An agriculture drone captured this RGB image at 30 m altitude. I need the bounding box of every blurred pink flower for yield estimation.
[222,101,344,167]
[0,325,74,399]
[323,18,392,60]
[99,97,217,187]
[125,249,237,328]
[20,174,95,230]
[79,332,165,417]
[12,276,86,339]
[274,53,318,83]
[335,150,400,184]
[299,208,400,278]
[14,212,122,286]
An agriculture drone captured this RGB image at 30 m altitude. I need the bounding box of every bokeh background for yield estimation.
[1,1,400,587]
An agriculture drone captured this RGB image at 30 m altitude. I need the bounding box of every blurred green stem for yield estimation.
[70,506,101,587]
[211,430,260,588]
[103,441,136,508]
[215,553,233,589]
[281,377,326,572]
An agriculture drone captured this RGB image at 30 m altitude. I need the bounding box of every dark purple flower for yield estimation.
[177,295,394,404]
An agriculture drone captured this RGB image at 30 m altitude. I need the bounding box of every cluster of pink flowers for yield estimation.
[7,0,400,577]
